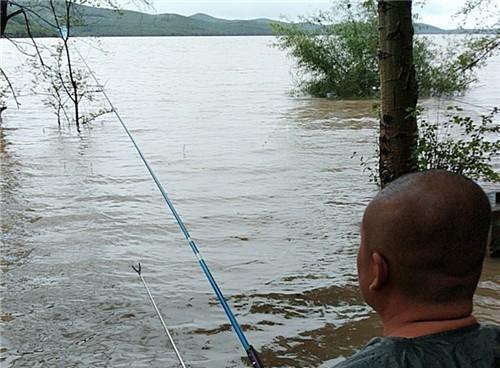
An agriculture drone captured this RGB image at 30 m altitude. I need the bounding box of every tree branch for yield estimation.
[0,67,21,108]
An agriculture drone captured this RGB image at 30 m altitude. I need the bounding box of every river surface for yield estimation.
[1,36,499,367]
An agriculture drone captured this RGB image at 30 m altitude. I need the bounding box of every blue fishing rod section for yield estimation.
[76,48,264,368]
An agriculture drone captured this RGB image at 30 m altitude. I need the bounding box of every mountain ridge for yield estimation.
[4,4,493,38]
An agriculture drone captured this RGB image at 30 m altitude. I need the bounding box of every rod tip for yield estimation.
[131,262,141,274]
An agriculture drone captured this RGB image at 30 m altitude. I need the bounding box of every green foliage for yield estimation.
[414,106,500,182]
[273,0,499,98]
[358,106,500,185]
[273,1,378,98]
[413,38,474,97]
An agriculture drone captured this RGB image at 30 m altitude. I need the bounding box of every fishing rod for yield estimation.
[74,46,264,368]
[132,263,187,368]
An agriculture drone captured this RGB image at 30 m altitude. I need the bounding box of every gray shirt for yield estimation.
[334,324,500,368]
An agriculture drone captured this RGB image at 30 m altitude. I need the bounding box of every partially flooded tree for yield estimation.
[1,0,110,131]
[27,42,109,128]
[1,0,42,114]
[377,0,418,187]
[274,0,500,99]
[0,0,151,131]
[272,1,380,98]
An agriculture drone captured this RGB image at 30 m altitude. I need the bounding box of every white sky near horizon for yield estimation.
[117,0,500,29]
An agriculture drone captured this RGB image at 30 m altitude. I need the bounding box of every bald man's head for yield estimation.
[360,170,491,304]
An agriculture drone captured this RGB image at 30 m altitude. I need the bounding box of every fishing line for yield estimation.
[74,45,264,368]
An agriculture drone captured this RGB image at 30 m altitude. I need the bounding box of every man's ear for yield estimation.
[369,251,388,291]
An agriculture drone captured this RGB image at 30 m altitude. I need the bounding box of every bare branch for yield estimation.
[0,67,21,108]
[10,1,59,29]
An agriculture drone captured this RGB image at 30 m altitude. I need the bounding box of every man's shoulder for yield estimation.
[333,337,395,368]
[477,323,500,336]
[333,323,500,368]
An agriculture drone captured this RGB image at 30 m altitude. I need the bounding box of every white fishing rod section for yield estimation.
[132,263,187,368]
[74,46,264,368]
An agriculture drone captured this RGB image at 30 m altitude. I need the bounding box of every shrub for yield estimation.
[273,0,495,98]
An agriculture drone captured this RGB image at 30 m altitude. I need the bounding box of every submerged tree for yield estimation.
[1,0,105,131]
[273,0,499,99]
[273,1,379,98]
[0,0,151,131]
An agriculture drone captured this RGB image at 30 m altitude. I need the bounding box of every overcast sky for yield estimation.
[121,0,499,29]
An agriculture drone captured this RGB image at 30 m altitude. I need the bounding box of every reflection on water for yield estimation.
[0,36,499,367]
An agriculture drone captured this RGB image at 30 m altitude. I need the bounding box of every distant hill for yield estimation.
[4,5,277,37]
[414,23,447,34]
[3,4,493,38]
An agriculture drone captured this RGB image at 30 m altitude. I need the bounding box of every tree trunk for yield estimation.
[377,0,418,187]
[1,1,7,37]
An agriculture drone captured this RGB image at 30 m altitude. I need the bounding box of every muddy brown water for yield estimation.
[1,36,499,367]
